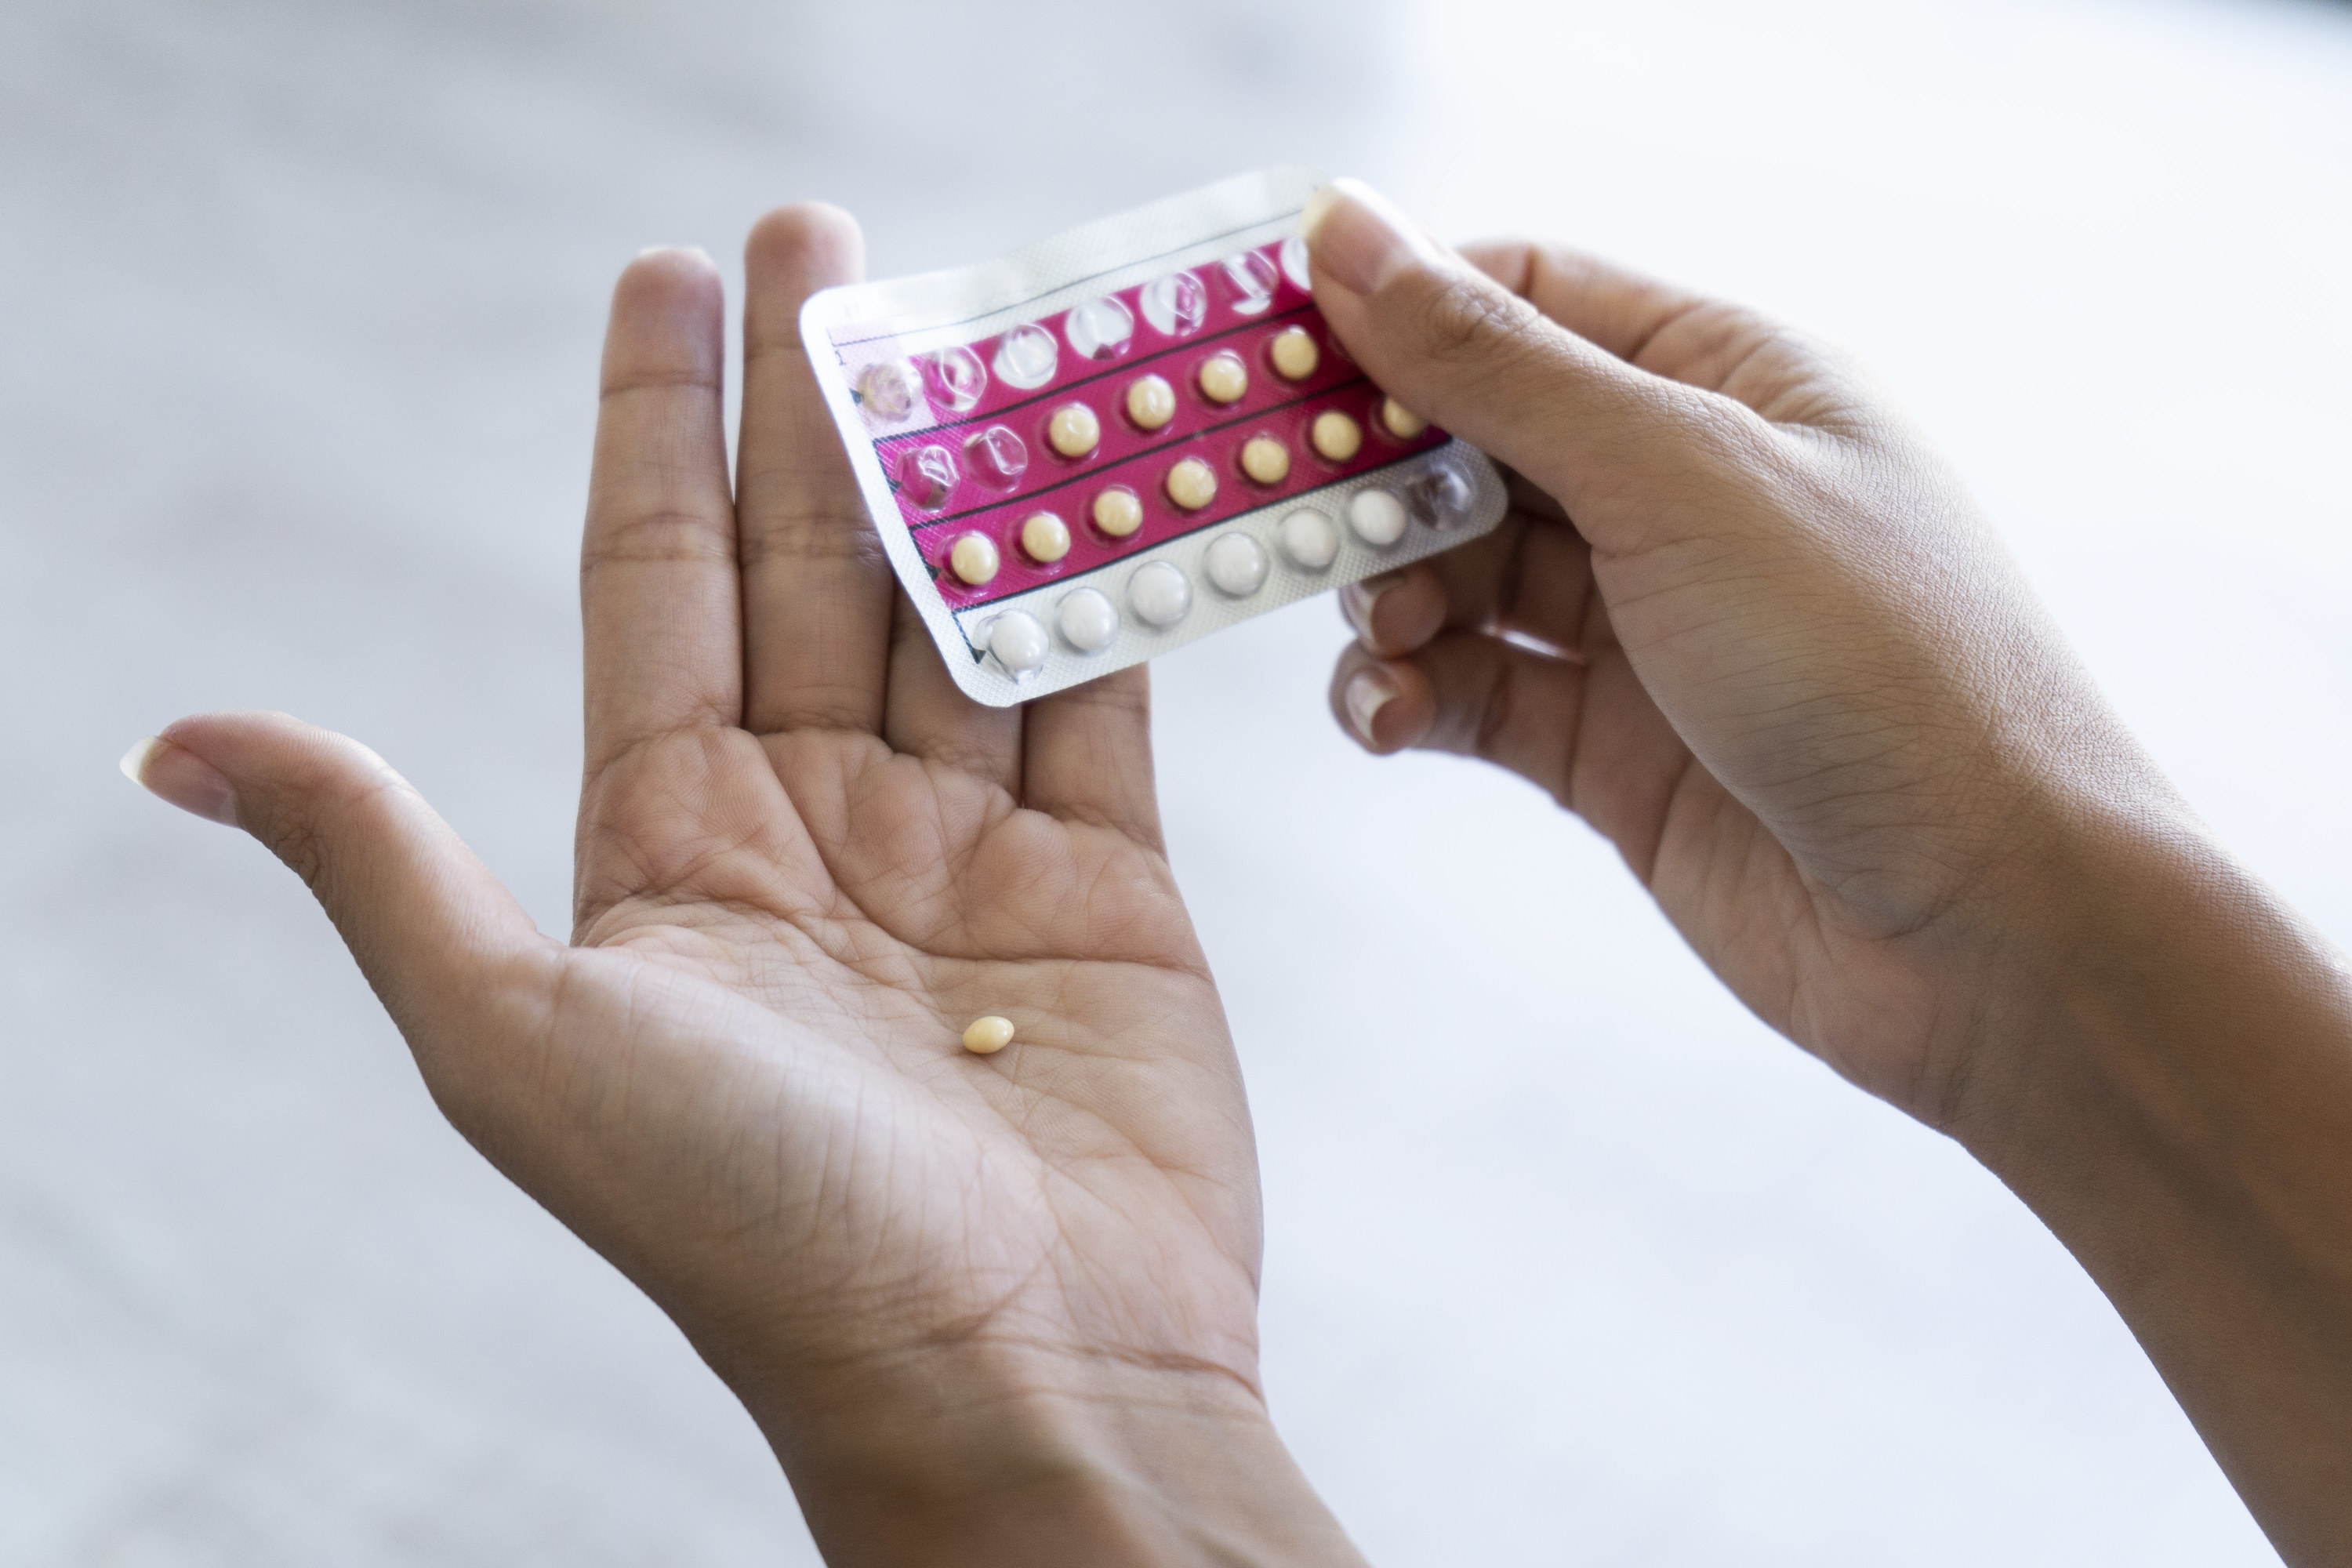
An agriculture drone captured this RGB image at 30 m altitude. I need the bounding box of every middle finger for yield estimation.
[738,203,895,736]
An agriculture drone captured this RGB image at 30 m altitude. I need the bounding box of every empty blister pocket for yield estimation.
[800,167,1508,706]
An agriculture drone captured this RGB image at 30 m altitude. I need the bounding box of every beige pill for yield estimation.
[1020,511,1071,563]
[1197,351,1248,405]
[1092,486,1144,538]
[1269,326,1319,380]
[1165,457,1218,511]
[1127,374,1177,430]
[1310,409,1364,463]
[1047,402,1101,459]
[1380,397,1428,440]
[948,532,1000,586]
[962,1014,1015,1054]
[1240,435,1291,485]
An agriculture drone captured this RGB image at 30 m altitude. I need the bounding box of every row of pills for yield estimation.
[933,394,1436,587]
[893,324,1378,514]
[975,466,1475,675]
[855,249,1310,426]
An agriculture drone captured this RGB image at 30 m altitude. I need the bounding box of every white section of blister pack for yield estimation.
[799,167,1508,706]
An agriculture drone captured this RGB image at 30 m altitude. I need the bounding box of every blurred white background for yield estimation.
[4,0,2350,1561]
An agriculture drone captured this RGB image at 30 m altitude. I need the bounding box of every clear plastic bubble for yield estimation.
[1223,249,1279,314]
[1140,270,1209,338]
[1057,588,1118,653]
[856,361,917,423]
[1407,463,1475,528]
[1064,296,1135,360]
[1204,532,1268,598]
[964,424,1029,487]
[1128,560,1192,628]
[1279,236,1312,292]
[992,322,1058,390]
[922,345,986,412]
[898,445,957,508]
[987,612,1048,676]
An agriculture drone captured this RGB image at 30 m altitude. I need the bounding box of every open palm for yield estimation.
[142,209,1266,1497]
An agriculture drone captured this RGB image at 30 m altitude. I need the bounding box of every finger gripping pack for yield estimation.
[800,168,1508,706]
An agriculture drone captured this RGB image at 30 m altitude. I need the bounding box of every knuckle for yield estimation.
[1469,654,1521,766]
[250,764,406,899]
[1414,273,1544,371]
[580,508,731,578]
[737,505,882,571]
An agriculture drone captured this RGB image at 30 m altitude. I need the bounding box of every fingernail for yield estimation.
[1301,178,1449,297]
[635,245,714,263]
[1338,575,1396,644]
[120,735,239,826]
[1344,669,1397,746]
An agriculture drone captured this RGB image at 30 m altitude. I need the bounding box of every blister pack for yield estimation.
[799,167,1508,706]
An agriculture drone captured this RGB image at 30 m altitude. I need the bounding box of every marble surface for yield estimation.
[3,0,2348,1560]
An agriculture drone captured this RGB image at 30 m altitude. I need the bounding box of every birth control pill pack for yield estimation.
[800,167,1508,706]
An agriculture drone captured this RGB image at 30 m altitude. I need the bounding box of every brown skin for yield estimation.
[123,182,2352,1563]
[1310,179,2352,1564]
[130,212,1365,1568]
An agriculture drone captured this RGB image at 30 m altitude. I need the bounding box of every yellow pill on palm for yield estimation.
[962,1015,1015,1054]
[1310,409,1363,463]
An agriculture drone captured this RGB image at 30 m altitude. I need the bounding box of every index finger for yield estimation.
[1457,240,1715,371]
[579,249,740,779]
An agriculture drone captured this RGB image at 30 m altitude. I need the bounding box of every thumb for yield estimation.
[120,711,550,1059]
[1301,178,1757,548]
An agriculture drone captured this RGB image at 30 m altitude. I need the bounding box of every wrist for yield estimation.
[1940,804,2352,1560]
[1947,799,2352,1192]
[736,1339,1364,1568]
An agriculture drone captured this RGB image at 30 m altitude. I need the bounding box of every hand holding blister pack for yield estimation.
[799,168,1508,706]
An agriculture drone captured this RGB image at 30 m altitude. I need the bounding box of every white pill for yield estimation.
[1204,533,1269,597]
[1128,561,1192,627]
[1347,488,1407,547]
[1278,508,1340,571]
[988,612,1048,675]
[1058,588,1119,652]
